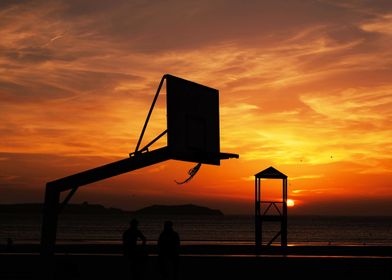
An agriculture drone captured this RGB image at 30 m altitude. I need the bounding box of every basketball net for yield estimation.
[175,162,202,184]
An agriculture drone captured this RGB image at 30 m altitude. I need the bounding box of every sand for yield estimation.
[1,244,391,279]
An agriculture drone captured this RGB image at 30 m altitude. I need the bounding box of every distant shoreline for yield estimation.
[0,202,224,216]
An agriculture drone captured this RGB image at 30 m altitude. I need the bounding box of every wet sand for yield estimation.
[1,244,391,279]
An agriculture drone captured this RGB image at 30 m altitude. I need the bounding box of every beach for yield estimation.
[1,243,391,279]
[1,215,392,279]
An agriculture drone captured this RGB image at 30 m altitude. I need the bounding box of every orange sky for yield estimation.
[0,1,391,215]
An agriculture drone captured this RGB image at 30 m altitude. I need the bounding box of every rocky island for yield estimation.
[133,204,224,216]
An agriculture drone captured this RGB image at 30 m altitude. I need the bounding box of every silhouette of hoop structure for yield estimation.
[40,74,238,257]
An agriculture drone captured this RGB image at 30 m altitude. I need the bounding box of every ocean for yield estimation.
[1,214,391,245]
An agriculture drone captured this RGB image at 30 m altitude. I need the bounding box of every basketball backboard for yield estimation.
[166,74,220,165]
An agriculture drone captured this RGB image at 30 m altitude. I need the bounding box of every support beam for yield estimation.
[267,231,282,247]
[41,147,171,257]
[41,147,238,257]
[40,187,60,257]
[135,75,166,153]
[282,178,288,247]
[255,177,261,252]
[47,147,171,192]
[58,187,78,214]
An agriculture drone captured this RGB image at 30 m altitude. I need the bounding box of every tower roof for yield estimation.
[255,166,287,179]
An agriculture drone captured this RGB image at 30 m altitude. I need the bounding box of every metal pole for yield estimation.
[135,75,166,153]
[255,177,261,252]
[281,178,288,247]
[40,185,60,257]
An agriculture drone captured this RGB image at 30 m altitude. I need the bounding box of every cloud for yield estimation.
[1,1,389,166]
[241,176,254,182]
[1,0,392,213]
[291,188,332,195]
[289,175,324,181]
[301,87,392,121]
[361,14,392,34]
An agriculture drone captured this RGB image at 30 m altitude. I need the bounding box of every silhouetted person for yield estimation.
[158,221,180,280]
[6,238,13,252]
[123,219,147,280]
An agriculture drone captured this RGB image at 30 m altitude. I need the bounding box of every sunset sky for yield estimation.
[1,0,391,215]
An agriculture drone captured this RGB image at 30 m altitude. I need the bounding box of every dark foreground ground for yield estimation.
[1,244,391,280]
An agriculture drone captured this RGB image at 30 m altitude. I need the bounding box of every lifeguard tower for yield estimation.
[254,166,288,253]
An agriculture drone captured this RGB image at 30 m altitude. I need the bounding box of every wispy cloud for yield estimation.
[1,1,392,213]
[361,14,392,34]
[289,175,324,181]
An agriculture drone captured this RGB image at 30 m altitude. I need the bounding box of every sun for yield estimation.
[287,199,295,207]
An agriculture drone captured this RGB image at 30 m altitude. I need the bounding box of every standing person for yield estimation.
[123,218,147,280]
[158,221,180,280]
[6,238,13,252]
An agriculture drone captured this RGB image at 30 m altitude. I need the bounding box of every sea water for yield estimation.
[0,214,391,245]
